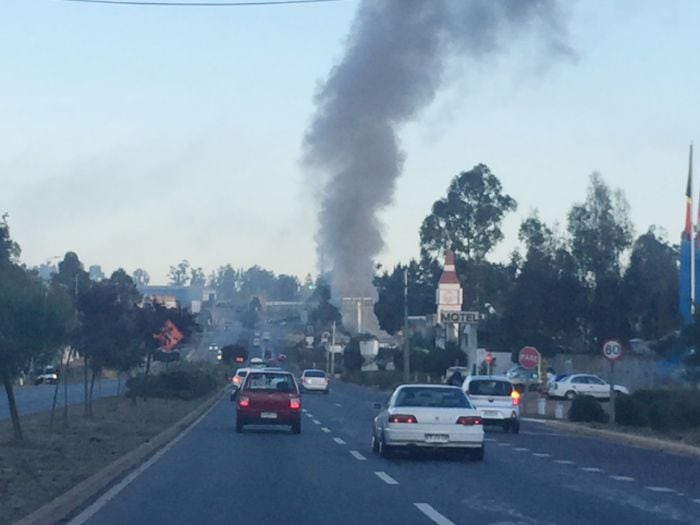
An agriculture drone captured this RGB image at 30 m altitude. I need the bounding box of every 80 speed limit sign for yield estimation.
[602,340,623,361]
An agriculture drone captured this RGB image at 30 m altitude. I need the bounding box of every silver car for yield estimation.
[462,376,521,433]
[372,385,485,461]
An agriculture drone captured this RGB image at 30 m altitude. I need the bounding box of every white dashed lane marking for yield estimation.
[513,447,529,452]
[533,453,551,458]
[580,467,604,473]
[321,427,331,433]
[554,460,575,465]
[333,437,346,445]
[496,442,511,447]
[414,503,455,525]
[374,471,399,485]
[349,450,367,461]
[312,419,321,425]
[646,486,676,493]
[691,499,700,504]
[610,476,635,482]
[334,403,342,407]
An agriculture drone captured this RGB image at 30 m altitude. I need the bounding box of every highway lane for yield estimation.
[0,378,120,421]
[70,380,700,525]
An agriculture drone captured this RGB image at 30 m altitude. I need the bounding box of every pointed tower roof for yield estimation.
[439,250,460,285]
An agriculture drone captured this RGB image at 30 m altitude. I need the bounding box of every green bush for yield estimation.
[569,395,608,423]
[615,394,648,426]
[126,363,224,400]
[615,390,700,430]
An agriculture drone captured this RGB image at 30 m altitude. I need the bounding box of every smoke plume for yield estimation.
[303,0,572,305]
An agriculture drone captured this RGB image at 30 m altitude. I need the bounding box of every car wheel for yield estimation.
[470,445,485,462]
[291,420,301,434]
[565,390,576,401]
[235,419,244,433]
[371,433,380,454]
[378,434,394,459]
[511,420,520,434]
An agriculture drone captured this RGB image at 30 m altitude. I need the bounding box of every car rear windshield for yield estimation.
[394,387,472,408]
[244,372,296,393]
[303,370,326,378]
[468,380,513,396]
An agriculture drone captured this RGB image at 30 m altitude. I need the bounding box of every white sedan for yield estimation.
[548,373,629,400]
[372,385,485,461]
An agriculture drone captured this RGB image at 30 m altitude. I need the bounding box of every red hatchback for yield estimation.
[236,370,302,434]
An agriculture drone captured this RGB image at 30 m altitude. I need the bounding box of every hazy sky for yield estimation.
[3,0,700,284]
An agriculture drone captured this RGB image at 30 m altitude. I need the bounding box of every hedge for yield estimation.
[615,390,700,430]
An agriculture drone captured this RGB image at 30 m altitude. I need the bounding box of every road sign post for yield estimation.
[602,340,623,425]
[518,346,541,414]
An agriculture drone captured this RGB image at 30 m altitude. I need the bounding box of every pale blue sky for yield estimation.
[2,0,700,283]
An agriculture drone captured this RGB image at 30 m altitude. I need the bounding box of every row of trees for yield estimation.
[374,165,679,356]
[0,217,198,442]
[162,260,307,305]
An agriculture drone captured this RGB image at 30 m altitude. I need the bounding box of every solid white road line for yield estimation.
[374,471,399,485]
[554,459,575,465]
[349,450,367,461]
[533,453,551,458]
[610,475,635,482]
[580,467,604,473]
[69,397,220,525]
[414,503,455,525]
[646,486,675,493]
[333,437,346,445]
[321,427,331,433]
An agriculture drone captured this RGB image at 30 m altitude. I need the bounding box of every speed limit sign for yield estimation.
[602,340,623,361]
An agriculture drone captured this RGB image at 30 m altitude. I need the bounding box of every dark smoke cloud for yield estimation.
[303,0,572,303]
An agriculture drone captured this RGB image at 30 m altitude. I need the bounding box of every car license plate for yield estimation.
[483,410,499,417]
[260,412,277,419]
[425,434,449,443]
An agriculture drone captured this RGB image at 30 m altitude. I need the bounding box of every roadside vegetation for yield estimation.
[0,395,205,525]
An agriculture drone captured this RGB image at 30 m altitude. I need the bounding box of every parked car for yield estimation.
[300,369,329,394]
[506,365,539,385]
[548,373,629,400]
[235,370,301,433]
[372,384,485,460]
[462,376,520,433]
[34,366,59,385]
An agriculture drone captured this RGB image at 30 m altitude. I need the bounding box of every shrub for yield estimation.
[569,395,608,423]
[126,363,224,400]
[615,393,648,426]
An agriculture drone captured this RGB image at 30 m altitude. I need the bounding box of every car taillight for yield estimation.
[290,398,301,410]
[389,414,417,424]
[233,376,242,384]
[238,396,250,408]
[456,416,482,426]
[511,390,521,406]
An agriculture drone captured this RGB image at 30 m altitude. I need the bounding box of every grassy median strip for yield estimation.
[0,396,205,525]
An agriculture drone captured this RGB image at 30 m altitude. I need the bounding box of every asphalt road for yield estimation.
[0,378,120,421]
[70,380,700,525]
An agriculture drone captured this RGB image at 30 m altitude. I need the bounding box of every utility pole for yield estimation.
[403,268,410,383]
[330,320,336,376]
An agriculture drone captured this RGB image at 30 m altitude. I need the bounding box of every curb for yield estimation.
[14,388,227,525]
[524,417,700,459]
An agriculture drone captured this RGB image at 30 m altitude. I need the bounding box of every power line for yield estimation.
[57,0,341,6]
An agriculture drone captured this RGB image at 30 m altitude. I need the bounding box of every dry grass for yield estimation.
[0,396,202,525]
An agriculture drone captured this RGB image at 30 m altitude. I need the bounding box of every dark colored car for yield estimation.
[236,370,302,434]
